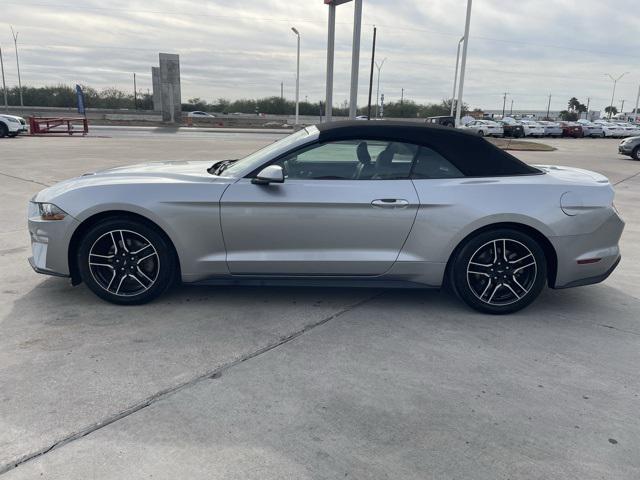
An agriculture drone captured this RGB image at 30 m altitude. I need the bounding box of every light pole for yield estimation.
[546,94,551,120]
[10,26,23,108]
[455,0,473,126]
[620,99,625,114]
[509,99,513,116]
[291,27,300,125]
[374,57,386,119]
[450,36,464,116]
[367,25,377,120]
[348,0,362,119]
[0,46,7,112]
[605,72,629,118]
[501,92,508,118]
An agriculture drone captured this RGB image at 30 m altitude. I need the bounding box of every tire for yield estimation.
[76,217,177,305]
[477,130,485,137]
[0,123,7,138]
[450,228,547,314]
[8,132,18,138]
[632,146,640,161]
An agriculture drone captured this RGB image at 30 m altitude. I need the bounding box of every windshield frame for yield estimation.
[218,126,319,178]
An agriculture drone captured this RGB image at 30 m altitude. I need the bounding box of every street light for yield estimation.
[374,57,387,118]
[0,45,8,112]
[10,26,23,108]
[605,72,629,118]
[291,27,300,125]
[450,36,464,116]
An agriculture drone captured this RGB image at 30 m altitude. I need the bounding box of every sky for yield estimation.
[0,0,638,112]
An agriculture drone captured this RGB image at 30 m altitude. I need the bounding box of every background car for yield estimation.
[426,116,455,127]
[615,123,640,137]
[27,121,623,315]
[187,111,216,118]
[0,115,27,137]
[577,120,604,138]
[496,121,524,138]
[557,121,583,138]
[518,120,545,137]
[458,119,503,137]
[537,121,562,138]
[618,136,640,160]
[595,120,624,138]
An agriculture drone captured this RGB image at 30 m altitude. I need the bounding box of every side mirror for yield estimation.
[251,165,285,185]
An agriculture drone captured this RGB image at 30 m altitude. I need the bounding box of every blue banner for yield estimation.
[76,84,86,115]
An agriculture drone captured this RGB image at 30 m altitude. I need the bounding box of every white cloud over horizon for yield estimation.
[0,0,638,112]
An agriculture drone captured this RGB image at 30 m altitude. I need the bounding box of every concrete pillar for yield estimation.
[151,67,162,112]
[159,53,181,123]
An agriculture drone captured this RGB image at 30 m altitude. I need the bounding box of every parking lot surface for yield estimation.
[1,132,639,479]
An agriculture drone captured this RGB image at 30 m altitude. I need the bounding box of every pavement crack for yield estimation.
[613,170,640,186]
[597,323,640,336]
[0,171,51,187]
[0,291,383,476]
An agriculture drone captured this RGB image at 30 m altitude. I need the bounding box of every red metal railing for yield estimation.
[29,116,89,136]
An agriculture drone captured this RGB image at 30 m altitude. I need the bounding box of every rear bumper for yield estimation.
[550,210,624,289]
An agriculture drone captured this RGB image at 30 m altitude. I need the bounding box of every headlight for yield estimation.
[37,203,67,221]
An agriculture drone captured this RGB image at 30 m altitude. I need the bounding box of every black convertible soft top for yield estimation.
[315,120,541,177]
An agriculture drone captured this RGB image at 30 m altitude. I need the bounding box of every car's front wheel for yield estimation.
[632,146,640,161]
[77,217,176,305]
[450,229,547,314]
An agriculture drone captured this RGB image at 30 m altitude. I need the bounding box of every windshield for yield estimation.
[220,128,313,177]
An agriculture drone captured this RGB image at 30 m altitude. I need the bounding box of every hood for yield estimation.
[33,160,232,204]
[0,114,25,122]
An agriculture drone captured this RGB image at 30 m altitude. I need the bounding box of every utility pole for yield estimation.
[620,99,625,114]
[501,92,508,118]
[348,0,362,119]
[546,94,551,120]
[133,73,137,110]
[455,0,473,126]
[10,26,23,108]
[0,46,8,112]
[450,36,464,116]
[400,87,404,117]
[367,25,376,120]
[280,82,283,100]
[634,84,640,120]
[509,99,513,116]
[325,1,336,122]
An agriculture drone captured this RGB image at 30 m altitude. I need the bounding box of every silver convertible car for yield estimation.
[28,121,624,314]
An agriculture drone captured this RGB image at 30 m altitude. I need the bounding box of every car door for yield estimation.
[219,138,420,276]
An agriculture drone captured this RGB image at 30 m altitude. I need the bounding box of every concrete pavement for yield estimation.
[1,134,639,478]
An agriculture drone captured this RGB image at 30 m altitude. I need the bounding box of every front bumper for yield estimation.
[550,210,624,289]
[618,144,634,155]
[28,205,80,277]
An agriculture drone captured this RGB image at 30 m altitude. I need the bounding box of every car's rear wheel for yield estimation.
[0,123,8,138]
[450,229,547,314]
[632,146,640,161]
[77,217,176,305]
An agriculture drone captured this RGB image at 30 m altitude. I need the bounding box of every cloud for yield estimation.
[0,0,638,111]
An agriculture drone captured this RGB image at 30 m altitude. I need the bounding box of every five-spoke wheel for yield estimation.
[451,229,547,314]
[77,217,176,305]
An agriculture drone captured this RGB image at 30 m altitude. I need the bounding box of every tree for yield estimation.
[559,110,578,121]
[567,97,587,117]
[604,106,618,116]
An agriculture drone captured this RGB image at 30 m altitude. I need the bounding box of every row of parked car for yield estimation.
[458,118,640,139]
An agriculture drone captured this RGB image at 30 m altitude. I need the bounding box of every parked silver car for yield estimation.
[459,119,504,137]
[577,120,604,138]
[28,122,624,314]
[618,136,640,160]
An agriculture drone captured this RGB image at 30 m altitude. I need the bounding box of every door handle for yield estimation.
[371,198,410,209]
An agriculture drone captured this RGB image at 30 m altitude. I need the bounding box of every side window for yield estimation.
[411,146,464,179]
[273,139,418,180]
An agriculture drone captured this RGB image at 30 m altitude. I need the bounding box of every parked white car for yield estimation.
[0,114,27,137]
[537,121,562,137]
[577,120,604,138]
[595,121,625,138]
[518,120,545,137]
[187,111,216,118]
[615,123,640,137]
[459,120,503,137]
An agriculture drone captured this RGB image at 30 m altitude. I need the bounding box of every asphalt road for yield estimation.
[1,133,639,479]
